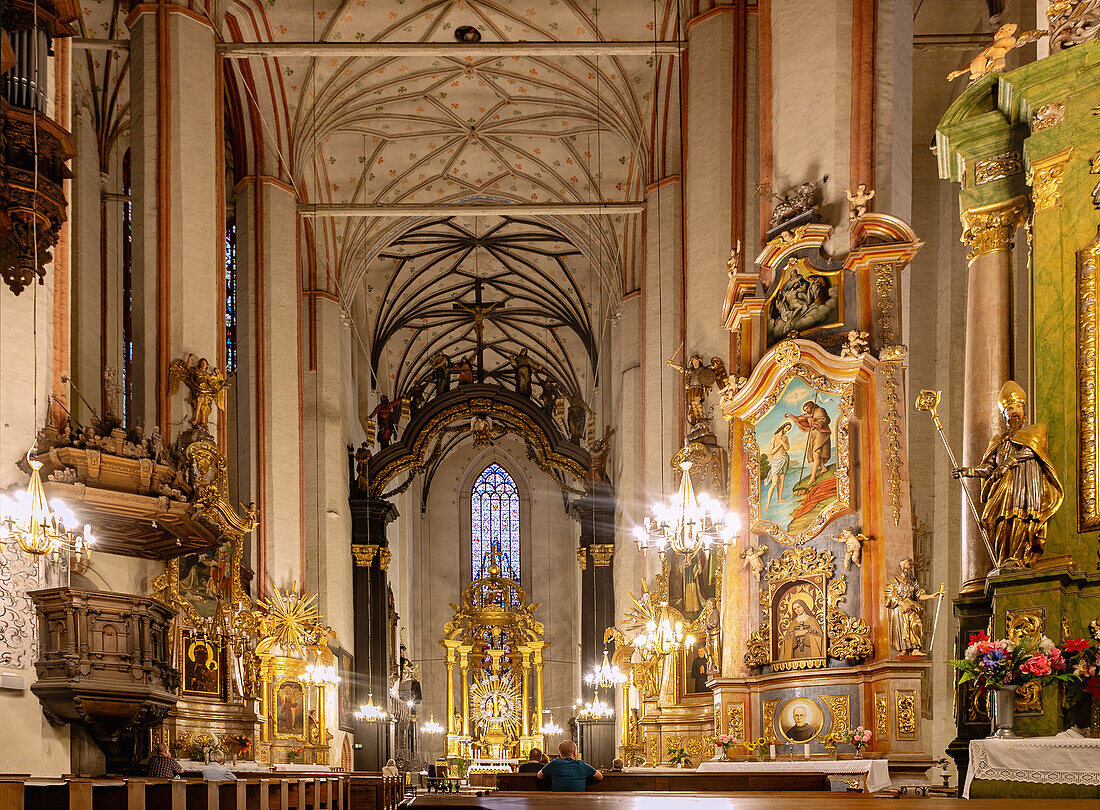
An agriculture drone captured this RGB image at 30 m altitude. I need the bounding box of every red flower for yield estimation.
[1086,677,1100,700]
[969,630,990,646]
[1064,638,1091,653]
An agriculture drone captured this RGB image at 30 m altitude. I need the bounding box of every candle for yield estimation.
[769,744,775,759]
[803,744,810,759]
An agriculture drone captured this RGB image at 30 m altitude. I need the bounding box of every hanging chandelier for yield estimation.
[584,649,626,690]
[0,457,95,558]
[577,693,614,721]
[355,693,387,723]
[633,605,694,660]
[633,458,738,556]
[538,711,563,736]
[302,660,341,688]
[421,715,445,734]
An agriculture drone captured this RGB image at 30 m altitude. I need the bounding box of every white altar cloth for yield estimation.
[695,758,891,793]
[964,736,1100,798]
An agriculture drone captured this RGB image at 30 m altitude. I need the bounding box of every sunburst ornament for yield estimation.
[256,583,324,657]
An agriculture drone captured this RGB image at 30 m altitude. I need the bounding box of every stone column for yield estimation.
[571,485,617,699]
[350,496,397,770]
[233,176,304,594]
[127,5,221,434]
[958,197,1027,591]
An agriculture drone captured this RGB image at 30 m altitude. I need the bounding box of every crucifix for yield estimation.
[452,279,505,382]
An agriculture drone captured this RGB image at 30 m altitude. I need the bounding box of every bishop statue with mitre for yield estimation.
[953,381,1063,569]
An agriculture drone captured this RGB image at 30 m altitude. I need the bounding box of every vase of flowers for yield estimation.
[822,734,838,760]
[287,746,305,764]
[937,757,951,787]
[949,631,1071,739]
[845,726,872,757]
[742,737,768,761]
[714,735,740,760]
[1060,636,1100,735]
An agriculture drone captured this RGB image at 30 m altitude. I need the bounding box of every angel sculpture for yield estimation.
[840,330,870,359]
[833,526,866,570]
[668,353,729,430]
[168,355,230,432]
[741,544,767,578]
[947,24,1047,83]
[845,184,875,219]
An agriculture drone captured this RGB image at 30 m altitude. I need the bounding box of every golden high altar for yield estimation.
[440,550,546,760]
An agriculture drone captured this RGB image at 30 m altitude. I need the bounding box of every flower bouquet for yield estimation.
[715,734,741,759]
[821,733,838,760]
[949,631,1073,737]
[742,737,768,761]
[191,739,223,764]
[286,746,305,764]
[845,726,872,758]
[1059,635,1100,730]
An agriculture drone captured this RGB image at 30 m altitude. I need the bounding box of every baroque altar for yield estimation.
[440,549,547,761]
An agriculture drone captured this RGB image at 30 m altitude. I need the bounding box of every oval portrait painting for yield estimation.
[778,697,825,743]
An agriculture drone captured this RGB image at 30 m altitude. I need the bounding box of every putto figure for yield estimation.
[946,23,1047,83]
[833,526,866,570]
[952,381,1064,569]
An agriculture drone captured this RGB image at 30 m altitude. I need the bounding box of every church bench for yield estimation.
[494,771,831,793]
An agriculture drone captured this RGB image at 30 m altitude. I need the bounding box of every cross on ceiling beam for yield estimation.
[217,41,684,58]
[299,203,645,218]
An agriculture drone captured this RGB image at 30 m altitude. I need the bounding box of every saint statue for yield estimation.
[510,348,541,397]
[953,381,1064,568]
[884,557,943,655]
[778,594,824,661]
[587,426,615,485]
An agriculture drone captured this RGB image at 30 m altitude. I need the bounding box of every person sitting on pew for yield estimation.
[146,743,183,779]
[609,759,624,772]
[536,740,602,792]
[382,758,399,778]
[201,751,237,782]
[517,749,544,773]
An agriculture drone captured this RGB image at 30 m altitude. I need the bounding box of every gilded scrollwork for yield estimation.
[874,693,888,737]
[728,704,745,740]
[762,700,780,743]
[895,691,917,739]
[821,695,850,738]
[974,151,1024,184]
[1026,148,1073,211]
[1031,102,1066,131]
[744,548,871,669]
[879,359,905,526]
[1077,225,1100,531]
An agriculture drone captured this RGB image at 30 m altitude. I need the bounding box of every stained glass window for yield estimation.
[471,463,520,582]
[225,221,238,373]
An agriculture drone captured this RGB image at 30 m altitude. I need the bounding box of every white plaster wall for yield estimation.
[411,436,579,764]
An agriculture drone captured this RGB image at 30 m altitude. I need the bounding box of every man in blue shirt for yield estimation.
[537,740,602,792]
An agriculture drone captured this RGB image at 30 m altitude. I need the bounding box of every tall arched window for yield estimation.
[471,463,520,581]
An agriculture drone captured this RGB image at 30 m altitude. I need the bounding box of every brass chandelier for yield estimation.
[0,457,95,558]
[633,458,738,556]
[633,603,694,659]
[584,648,626,689]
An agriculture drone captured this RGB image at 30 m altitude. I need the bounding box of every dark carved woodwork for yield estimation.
[2,0,79,39]
[30,588,180,744]
[0,100,73,294]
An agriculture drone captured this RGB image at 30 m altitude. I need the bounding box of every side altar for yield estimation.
[611,208,935,783]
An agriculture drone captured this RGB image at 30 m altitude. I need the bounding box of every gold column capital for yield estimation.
[960,196,1028,262]
[352,543,379,567]
[589,543,615,567]
[378,547,392,571]
[1026,147,1073,212]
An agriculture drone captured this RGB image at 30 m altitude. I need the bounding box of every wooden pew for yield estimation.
[495,771,831,793]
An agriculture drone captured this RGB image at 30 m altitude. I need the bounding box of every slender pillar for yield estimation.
[459,657,471,737]
[571,485,617,699]
[444,650,455,734]
[958,197,1027,591]
[519,649,531,737]
[349,493,397,770]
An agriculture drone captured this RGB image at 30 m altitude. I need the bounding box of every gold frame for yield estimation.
[741,361,856,546]
[272,676,308,742]
[763,257,845,347]
[1077,226,1100,531]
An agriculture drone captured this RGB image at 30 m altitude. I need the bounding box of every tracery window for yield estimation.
[471,463,520,582]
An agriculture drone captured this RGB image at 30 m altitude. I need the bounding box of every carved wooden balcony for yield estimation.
[30,588,180,742]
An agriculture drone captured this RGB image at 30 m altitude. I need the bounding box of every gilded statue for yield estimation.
[168,354,230,432]
[721,241,742,326]
[952,381,1064,568]
[667,353,729,430]
[832,526,865,570]
[946,23,1047,83]
[885,557,943,655]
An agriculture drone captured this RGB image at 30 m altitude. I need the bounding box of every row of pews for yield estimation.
[0,772,404,810]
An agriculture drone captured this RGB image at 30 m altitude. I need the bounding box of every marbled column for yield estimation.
[958,197,1027,591]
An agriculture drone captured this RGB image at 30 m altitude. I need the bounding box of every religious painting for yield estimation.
[667,548,718,625]
[683,637,712,695]
[182,633,222,697]
[275,679,306,740]
[778,697,824,744]
[336,648,355,732]
[738,355,855,546]
[771,578,827,670]
[177,541,234,619]
[765,258,843,346]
